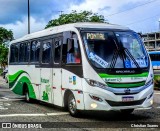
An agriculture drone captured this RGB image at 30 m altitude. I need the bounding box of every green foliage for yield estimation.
[0,44,8,64]
[0,27,13,68]
[0,27,13,43]
[45,10,106,28]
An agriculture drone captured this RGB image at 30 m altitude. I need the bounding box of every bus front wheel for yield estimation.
[68,93,79,117]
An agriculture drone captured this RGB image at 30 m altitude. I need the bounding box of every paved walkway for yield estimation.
[0,76,9,89]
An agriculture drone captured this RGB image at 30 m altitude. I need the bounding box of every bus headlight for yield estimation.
[145,79,153,88]
[85,78,107,88]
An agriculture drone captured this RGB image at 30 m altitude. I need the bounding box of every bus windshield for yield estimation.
[82,31,148,69]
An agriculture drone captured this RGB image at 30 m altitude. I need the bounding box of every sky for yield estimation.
[0,0,160,39]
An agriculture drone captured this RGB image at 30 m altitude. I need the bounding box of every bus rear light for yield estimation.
[77,100,80,103]
[89,94,103,102]
[61,88,65,90]
[77,90,83,94]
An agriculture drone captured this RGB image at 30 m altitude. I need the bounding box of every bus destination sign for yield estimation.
[87,33,105,40]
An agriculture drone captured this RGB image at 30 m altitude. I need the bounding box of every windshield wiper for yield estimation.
[109,39,125,69]
[123,47,141,69]
[110,49,118,69]
[109,40,141,71]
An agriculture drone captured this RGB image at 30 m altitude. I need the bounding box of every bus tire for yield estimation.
[24,87,31,102]
[68,93,79,117]
[120,109,134,115]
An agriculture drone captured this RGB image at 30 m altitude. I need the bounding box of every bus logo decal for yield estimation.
[124,88,131,94]
[117,78,122,82]
[73,76,76,85]
[69,77,72,83]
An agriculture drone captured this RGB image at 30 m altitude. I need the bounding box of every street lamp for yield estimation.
[28,0,30,34]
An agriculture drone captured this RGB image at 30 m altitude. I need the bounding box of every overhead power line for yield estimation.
[125,13,160,25]
[105,0,158,17]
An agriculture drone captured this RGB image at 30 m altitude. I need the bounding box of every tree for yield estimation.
[45,10,106,28]
[0,27,13,68]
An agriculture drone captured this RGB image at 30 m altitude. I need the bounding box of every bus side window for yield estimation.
[66,38,81,64]
[10,44,19,63]
[19,43,25,62]
[150,54,154,61]
[54,40,61,64]
[42,40,52,63]
[30,40,40,63]
[24,43,30,62]
[158,54,160,61]
[150,54,153,61]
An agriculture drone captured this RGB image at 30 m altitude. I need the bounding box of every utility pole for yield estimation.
[58,11,63,24]
[58,11,64,16]
[28,0,30,34]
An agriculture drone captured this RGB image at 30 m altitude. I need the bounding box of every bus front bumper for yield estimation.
[83,84,154,111]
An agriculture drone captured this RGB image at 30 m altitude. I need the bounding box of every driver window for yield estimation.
[67,38,81,64]
[63,31,81,64]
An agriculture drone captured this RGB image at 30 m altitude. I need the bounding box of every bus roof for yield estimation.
[148,51,160,54]
[10,22,129,44]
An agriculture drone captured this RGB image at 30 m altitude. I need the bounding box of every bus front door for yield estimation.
[40,39,53,103]
[52,38,63,106]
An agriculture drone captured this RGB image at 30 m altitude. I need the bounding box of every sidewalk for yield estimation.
[0,76,9,89]
[154,90,160,104]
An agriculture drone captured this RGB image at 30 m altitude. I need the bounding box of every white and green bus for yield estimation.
[8,23,154,116]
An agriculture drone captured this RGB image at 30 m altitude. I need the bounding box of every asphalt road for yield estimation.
[0,76,160,131]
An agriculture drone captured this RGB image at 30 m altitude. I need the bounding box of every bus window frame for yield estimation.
[18,42,30,63]
[9,43,20,64]
[62,32,82,66]
[30,39,41,65]
[53,37,63,66]
[41,38,53,65]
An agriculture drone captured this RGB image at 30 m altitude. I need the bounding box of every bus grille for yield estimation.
[105,98,146,107]
[106,81,145,88]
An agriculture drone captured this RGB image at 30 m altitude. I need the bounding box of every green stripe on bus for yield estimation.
[9,70,36,99]
[9,70,26,81]
[99,72,148,78]
[11,76,36,99]
[9,70,29,88]
[107,82,145,88]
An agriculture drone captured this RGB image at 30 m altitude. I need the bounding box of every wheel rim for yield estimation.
[69,96,76,114]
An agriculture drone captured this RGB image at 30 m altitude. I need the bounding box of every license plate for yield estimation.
[122,96,134,102]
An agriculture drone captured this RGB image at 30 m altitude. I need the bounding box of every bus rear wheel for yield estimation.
[68,93,79,117]
[120,109,134,115]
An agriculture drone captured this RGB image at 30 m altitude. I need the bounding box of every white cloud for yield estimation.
[67,0,148,14]
[66,0,160,33]
[1,0,160,39]
[0,17,47,39]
